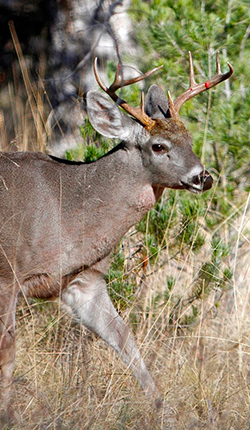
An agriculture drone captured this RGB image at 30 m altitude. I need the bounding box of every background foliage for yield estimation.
[128,0,250,322]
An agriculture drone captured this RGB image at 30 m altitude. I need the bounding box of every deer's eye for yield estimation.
[152,143,168,153]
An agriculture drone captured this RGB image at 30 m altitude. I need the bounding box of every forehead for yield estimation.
[149,118,192,146]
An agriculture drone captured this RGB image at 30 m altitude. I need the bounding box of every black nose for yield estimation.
[200,170,213,191]
[190,170,213,192]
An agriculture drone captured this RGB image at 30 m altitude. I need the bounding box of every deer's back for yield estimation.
[0,152,89,289]
[0,150,155,298]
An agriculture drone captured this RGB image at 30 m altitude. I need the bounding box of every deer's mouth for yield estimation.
[181,181,204,194]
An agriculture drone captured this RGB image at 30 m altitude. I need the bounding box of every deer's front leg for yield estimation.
[62,269,160,401]
[0,287,17,425]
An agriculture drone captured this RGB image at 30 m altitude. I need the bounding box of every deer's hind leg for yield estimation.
[0,284,17,425]
[62,269,161,403]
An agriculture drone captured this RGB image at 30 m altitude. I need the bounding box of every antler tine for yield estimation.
[110,64,164,91]
[93,57,163,129]
[189,51,196,88]
[109,62,124,92]
[93,57,108,92]
[170,51,234,118]
[167,91,177,118]
[140,91,145,113]
[216,51,221,75]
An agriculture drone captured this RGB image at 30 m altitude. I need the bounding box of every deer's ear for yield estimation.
[87,91,143,142]
[145,84,169,119]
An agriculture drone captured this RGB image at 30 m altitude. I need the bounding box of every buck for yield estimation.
[0,52,233,423]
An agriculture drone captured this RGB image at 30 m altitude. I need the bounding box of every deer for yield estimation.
[0,51,233,423]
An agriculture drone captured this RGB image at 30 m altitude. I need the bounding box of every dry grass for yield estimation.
[10,261,250,430]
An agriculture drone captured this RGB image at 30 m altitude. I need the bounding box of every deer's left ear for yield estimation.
[87,91,145,142]
[145,84,169,119]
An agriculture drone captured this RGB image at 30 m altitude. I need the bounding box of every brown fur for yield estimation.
[23,269,86,299]
[150,118,192,144]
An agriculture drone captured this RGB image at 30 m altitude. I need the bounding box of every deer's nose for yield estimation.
[190,170,213,191]
[181,169,213,193]
[199,170,213,191]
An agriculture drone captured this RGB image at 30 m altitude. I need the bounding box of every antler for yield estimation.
[93,58,163,129]
[168,51,234,118]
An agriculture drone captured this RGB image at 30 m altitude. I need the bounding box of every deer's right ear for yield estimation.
[87,91,144,142]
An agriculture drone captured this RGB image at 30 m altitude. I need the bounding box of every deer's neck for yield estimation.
[85,146,158,216]
[77,147,160,265]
